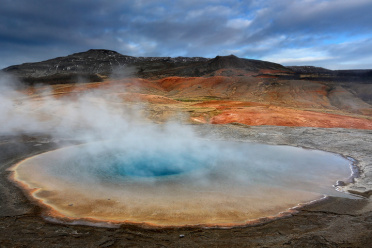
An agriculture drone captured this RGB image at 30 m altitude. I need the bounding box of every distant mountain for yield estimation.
[288,66,372,77]
[208,55,288,71]
[286,66,334,75]
[2,49,208,83]
[3,49,372,84]
[2,49,290,83]
[286,66,372,82]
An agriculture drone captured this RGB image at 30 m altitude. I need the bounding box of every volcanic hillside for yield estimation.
[2,49,372,129]
[3,49,292,82]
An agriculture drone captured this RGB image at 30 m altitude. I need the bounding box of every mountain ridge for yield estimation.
[3,49,372,84]
[2,49,290,83]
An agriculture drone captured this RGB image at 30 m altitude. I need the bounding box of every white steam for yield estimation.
[0,72,217,179]
[0,72,177,141]
[2,71,354,204]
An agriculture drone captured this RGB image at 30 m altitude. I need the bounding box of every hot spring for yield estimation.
[11,139,354,227]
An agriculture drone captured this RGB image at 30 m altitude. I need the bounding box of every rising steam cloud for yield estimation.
[2,72,353,226]
[0,71,180,140]
[0,71,351,188]
[0,71,218,179]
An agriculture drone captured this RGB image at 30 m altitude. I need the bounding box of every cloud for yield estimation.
[1,0,372,69]
[226,18,252,29]
[262,47,335,65]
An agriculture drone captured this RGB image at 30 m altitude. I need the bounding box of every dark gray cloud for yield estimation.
[1,0,372,69]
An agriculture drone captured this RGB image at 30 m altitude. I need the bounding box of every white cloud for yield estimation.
[1,0,372,69]
[226,18,252,29]
[262,47,335,65]
[185,5,233,20]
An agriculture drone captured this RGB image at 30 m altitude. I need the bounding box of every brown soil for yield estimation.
[113,93,180,104]
[209,104,372,129]
[20,76,372,130]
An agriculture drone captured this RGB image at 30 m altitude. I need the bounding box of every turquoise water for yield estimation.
[14,139,356,226]
[44,139,353,198]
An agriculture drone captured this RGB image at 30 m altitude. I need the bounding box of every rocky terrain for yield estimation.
[0,126,371,247]
[1,50,372,247]
[3,49,372,83]
[2,49,289,82]
[2,49,372,129]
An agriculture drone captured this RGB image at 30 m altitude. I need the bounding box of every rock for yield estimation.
[1,49,209,82]
[335,180,346,186]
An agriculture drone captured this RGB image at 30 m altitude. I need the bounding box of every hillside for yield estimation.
[2,50,372,129]
[2,49,290,82]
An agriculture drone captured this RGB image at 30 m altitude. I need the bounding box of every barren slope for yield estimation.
[3,49,372,129]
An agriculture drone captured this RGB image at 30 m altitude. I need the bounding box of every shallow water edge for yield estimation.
[8,132,360,228]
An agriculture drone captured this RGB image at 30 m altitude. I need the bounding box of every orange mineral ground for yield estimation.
[21,76,372,129]
[8,74,370,227]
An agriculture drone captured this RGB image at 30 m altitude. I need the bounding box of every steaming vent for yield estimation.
[0,71,357,227]
[12,139,354,227]
[108,151,202,178]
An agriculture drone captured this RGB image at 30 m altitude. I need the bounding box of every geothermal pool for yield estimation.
[11,140,353,227]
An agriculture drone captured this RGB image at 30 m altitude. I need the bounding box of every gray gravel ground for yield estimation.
[0,125,371,247]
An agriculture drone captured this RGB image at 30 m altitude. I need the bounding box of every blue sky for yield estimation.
[1,0,372,69]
